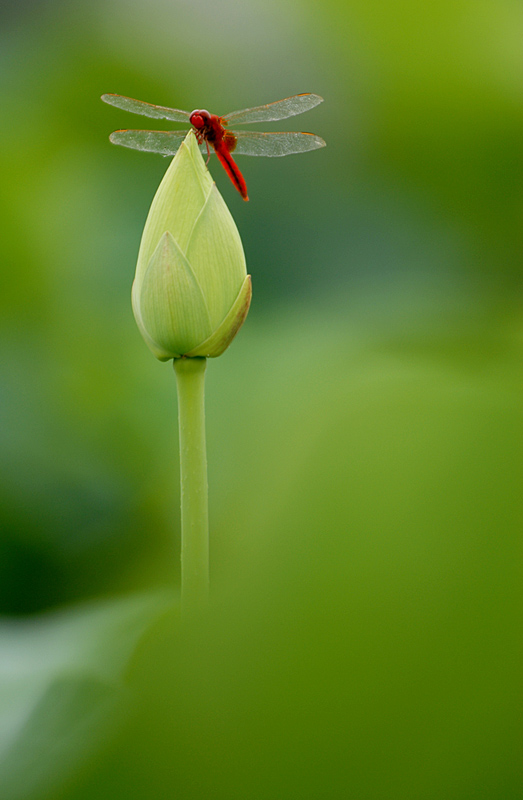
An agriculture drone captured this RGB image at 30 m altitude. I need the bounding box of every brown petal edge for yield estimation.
[183,274,252,359]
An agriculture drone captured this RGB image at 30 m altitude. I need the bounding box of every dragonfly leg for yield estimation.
[205,140,211,164]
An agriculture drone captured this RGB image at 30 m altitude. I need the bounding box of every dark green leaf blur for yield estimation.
[0,0,521,798]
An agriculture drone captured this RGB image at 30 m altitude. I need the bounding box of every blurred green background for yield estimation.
[0,0,521,798]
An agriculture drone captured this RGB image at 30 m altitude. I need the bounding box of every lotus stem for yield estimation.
[174,356,209,617]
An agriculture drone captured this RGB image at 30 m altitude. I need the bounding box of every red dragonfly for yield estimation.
[101,93,326,201]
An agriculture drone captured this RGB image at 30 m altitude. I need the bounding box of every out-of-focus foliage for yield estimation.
[0,591,172,800]
[0,0,521,797]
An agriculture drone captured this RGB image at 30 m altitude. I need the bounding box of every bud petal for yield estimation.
[186,274,252,358]
[131,131,251,361]
[140,232,213,359]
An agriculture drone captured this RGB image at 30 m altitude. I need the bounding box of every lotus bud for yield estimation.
[132,130,252,361]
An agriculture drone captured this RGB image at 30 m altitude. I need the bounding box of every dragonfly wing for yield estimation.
[229,131,326,157]
[102,94,191,123]
[109,129,200,156]
[222,94,323,125]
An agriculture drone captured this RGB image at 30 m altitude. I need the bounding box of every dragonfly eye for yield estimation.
[190,110,210,129]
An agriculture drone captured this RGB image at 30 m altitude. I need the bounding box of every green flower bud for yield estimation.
[132,130,252,361]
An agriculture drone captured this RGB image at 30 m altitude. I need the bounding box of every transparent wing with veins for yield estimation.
[101,93,191,122]
[109,129,326,158]
[230,131,325,156]
[222,94,323,125]
[103,92,326,157]
[108,129,194,156]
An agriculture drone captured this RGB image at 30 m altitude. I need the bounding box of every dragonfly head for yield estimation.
[189,109,211,130]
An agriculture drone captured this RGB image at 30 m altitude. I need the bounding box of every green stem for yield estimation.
[173,356,209,617]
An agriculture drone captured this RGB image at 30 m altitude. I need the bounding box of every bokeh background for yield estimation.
[0,0,521,798]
